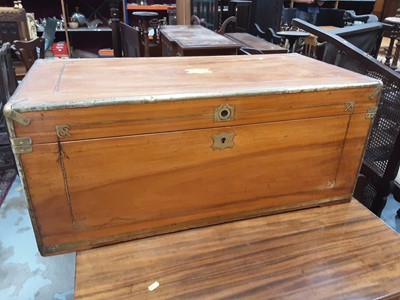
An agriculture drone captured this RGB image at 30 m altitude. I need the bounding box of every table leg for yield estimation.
[390,39,400,70]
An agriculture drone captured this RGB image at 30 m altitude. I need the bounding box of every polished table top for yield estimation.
[75,199,400,299]
[160,25,241,50]
[225,32,288,54]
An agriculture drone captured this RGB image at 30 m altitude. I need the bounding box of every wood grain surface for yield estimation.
[6,56,381,255]
[7,54,379,110]
[75,199,400,299]
[224,33,288,54]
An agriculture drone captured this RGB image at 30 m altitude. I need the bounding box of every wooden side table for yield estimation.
[384,16,400,71]
[132,11,159,57]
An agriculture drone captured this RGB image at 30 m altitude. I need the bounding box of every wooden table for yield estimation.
[75,199,400,299]
[276,30,310,53]
[225,32,288,54]
[160,25,241,56]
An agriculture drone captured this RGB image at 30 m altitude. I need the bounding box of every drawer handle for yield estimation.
[214,104,235,122]
[212,132,235,150]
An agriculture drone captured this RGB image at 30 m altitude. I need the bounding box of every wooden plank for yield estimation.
[75,200,400,299]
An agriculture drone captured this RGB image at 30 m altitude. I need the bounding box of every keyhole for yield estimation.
[221,137,226,143]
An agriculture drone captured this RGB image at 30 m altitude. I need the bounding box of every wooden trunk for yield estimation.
[4,54,381,255]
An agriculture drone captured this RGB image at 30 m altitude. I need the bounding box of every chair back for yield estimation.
[330,22,389,58]
[191,15,207,27]
[120,23,141,57]
[217,16,237,35]
[191,0,218,30]
[249,0,284,35]
[13,37,45,72]
[293,18,400,216]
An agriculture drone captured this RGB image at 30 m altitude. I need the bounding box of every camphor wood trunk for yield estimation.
[4,54,381,255]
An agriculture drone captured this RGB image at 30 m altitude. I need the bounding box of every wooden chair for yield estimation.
[254,24,284,45]
[120,23,141,57]
[0,43,17,171]
[12,37,45,72]
[293,18,400,217]
[249,0,284,36]
[330,22,390,58]
[217,16,236,35]
[191,0,218,30]
[191,15,207,27]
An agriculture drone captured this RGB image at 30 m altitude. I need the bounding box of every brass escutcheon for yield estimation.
[214,104,235,122]
[212,132,235,150]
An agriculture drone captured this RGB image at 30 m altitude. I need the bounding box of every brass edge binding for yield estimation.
[365,107,377,119]
[4,109,31,126]
[344,102,355,112]
[3,110,44,254]
[10,137,32,154]
[56,125,71,138]
[369,85,382,100]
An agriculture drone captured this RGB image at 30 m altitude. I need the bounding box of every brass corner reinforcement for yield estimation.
[370,85,382,100]
[4,109,31,126]
[366,107,377,119]
[10,137,32,154]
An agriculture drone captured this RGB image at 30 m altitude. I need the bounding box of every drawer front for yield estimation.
[12,87,374,145]
[60,115,349,232]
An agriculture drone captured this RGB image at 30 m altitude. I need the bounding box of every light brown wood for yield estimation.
[175,0,191,25]
[75,199,400,299]
[5,54,381,255]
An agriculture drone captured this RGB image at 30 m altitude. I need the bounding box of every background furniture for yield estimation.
[190,0,218,30]
[1,0,125,57]
[120,21,141,57]
[293,18,400,217]
[12,36,44,72]
[249,0,283,36]
[0,6,30,43]
[75,200,400,299]
[160,24,240,56]
[0,43,16,171]
[224,32,288,55]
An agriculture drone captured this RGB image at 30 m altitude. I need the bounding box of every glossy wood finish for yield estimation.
[5,55,381,255]
[160,25,241,56]
[75,200,400,299]
[225,32,288,54]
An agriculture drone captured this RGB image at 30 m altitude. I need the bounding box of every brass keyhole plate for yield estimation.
[212,132,235,150]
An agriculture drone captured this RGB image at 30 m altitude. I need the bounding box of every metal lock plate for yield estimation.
[214,104,235,122]
[212,132,235,150]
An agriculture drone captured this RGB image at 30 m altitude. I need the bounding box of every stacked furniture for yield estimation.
[293,18,400,216]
